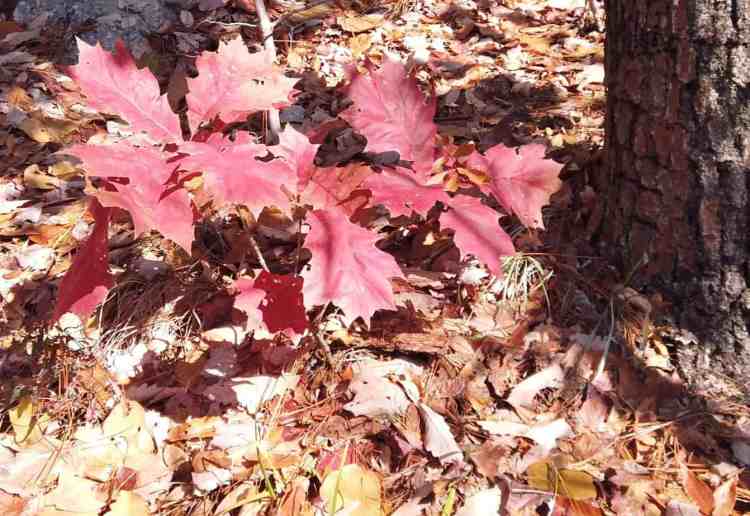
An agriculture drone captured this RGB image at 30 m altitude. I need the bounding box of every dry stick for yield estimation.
[249,235,270,272]
[255,0,281,144]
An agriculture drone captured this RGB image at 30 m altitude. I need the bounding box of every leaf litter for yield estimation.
[0,0,748,515]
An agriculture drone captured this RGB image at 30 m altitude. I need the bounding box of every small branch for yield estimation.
[255,0,282,143]
[249,235,270,272]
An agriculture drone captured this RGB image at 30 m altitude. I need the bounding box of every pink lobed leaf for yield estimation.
[302,209,404,326]
[340,57,437,176]
[300,163,372,215]
[67,141,195,252]
[178,137,294,215]
[467,144,562,229]
[186,37,298,133]
[253,271,308,335]
[364,166,449,217]
[272,127,371,214]
[69,39,182,142]
[440,196,515,276]
[273,125,320,191]
[53,198,113,321]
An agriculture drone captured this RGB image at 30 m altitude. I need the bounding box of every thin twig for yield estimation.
[255,0,282,143]
[249,235,270,272]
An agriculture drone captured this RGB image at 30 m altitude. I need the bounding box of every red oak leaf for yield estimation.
[178,137,294,215]
[273,125,320,191]
[365,167,449,217]
[270,127,371,213]
[302,209,404,326]
[300,164,372,215]
[67,141,195,252]
[253,271,308,335]
[467,144,562,229]
[186,37,298,133]
[232,278,266,332]
[340,57,437,176]
[441,196,515,276]
[53,198,113,321]
[69,39,182,142]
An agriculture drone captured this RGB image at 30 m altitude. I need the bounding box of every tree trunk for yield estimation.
[602,0,750,400]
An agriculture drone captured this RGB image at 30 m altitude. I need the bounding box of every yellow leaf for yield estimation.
[102,400,151,451]
[320,464,383,516]
[527,462,597,501]
[17,115,78,144]
[9,396,47,446]
[337,14,383,33]
[105,492,150,516]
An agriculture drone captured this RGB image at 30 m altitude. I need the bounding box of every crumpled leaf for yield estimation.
[683,467,713,515]
[506,363,565,409]
[527,461,597,500]
[203,374,299,412]
[455,487,503,516]
[69,38,181,141]
[53,198,113,321]
[479,418,572,455]
[302,209,404,326]
[664,500,702,516]
[441,196,515,276]
[320,464,382,516]
[186,37,297,132]
[340,57,437,175]
[344,360,418,417]
[9,396,46,446]
[467,144,562,229]
[712,476,737,516]
[67,141,194,252]
[418,402,464,466]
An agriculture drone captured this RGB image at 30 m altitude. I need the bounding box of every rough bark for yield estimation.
[602,0,750,400]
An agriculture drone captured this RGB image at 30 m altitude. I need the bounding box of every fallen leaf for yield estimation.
[712,476,737,516]
[683,467,713,515]
[526,462,597,500]
[9,396,46,446]
[418,403,464,466]
[105,491,150,516]
[455,487,503,516]
[320,464,382,516]
[506,363,565,408]
[338,14,384,33]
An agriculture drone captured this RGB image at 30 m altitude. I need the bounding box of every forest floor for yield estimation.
[1,0,749,515]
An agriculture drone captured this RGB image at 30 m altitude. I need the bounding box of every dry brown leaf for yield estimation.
[23,164,60,190]
[17,115,78,144]
[0,490,26,515]
[276,476,313,516]
[418,403,464,466]
[349,34,372,59]
[683,467,713,515]
[337,14,383,33]
[712,476,737,516]
[506,363,565,409]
